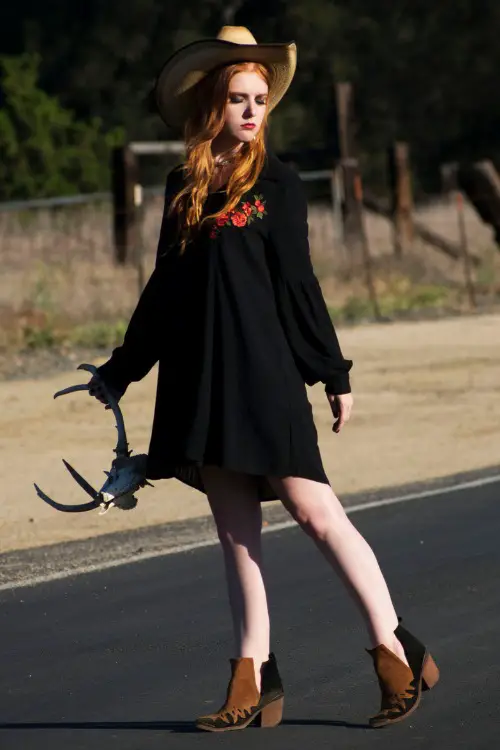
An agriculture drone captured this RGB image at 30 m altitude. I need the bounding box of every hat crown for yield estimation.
[216,26,258,46]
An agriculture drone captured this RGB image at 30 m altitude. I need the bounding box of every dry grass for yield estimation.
[1,193,500,351]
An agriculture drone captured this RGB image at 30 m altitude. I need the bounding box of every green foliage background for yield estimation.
[1,1,500,199]
[0,53,124,200]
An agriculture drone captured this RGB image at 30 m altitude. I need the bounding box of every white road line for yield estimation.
[1,472,499,593]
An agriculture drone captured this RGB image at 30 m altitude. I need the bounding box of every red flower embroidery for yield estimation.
[209,194,267,239]
[231,211,247,227]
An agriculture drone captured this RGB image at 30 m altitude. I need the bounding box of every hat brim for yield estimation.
[154,38,297,128]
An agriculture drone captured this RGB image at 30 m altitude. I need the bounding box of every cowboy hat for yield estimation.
[154,26,297,128]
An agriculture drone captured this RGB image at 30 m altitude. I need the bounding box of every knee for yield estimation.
[293,503,332,542]
[293,497,351,542]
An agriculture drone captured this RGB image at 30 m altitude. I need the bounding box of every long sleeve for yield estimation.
[267,169,353,395]
[95,167,182,397]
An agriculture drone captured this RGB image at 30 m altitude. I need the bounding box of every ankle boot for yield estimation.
[367,616,440,728]
[195,653,284,732]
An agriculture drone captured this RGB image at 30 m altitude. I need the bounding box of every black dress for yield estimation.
[96,151,353,501]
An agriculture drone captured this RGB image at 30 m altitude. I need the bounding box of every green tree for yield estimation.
[3,2,500,195]
[0,52,124,200]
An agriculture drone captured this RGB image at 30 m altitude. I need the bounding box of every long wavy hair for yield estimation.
[168,61,272,254]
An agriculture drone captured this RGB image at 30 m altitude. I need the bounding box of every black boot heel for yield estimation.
[395,617,440,692]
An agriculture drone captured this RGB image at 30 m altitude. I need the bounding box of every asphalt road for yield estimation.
[1,478,499,749]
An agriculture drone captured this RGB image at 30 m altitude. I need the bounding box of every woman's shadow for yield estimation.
[0,717,371,733]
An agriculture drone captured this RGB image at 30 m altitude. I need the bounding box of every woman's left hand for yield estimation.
[327,392,353,433]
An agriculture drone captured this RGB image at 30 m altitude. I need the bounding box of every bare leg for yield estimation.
[201,464,270,690]
[267,475,409,666]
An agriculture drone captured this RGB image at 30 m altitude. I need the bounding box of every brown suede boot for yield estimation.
[195,654,284,732]
[367,617,440,728]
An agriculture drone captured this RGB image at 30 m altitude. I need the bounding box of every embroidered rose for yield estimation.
[209,194,267,239]
[231,211,247,227]
[250,195,267,220]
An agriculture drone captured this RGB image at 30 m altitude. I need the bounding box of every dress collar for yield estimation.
[258,150,283,184]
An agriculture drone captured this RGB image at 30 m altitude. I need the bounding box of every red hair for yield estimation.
[168,61,271,254]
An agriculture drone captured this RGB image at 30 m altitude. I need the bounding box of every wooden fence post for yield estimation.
[330,165,345,257]
[132,183,146,295]
[353,173,382,320]
[440,162,477,309]
[334,82,364,265]
[388,142,414,256]
[111,145,139,265]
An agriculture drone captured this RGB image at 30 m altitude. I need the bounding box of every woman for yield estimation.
[90,26,439,732]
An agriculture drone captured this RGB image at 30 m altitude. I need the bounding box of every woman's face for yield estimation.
[222,71,269,144]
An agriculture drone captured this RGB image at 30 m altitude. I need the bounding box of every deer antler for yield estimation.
[34,364,152,513]
[54,363,130,458]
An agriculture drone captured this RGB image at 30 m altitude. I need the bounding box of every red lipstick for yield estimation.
[241,123,256,129]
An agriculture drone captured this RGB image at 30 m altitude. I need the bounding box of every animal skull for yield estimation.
[34,363,153,514]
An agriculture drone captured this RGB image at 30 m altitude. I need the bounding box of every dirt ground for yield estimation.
[1,312,499,554]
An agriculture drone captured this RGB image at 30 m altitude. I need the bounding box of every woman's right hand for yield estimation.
[88,374,121,410]
[326,391,353,433]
